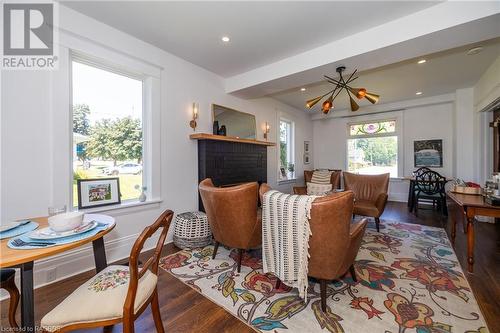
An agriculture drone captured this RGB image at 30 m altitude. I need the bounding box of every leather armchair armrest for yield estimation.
[293,186,307,195]
[339,218,368,274]
[350,218,368,240]
[259,183,272,203]
[375,193,388,216]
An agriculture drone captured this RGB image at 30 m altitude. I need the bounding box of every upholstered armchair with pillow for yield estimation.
[293,169,341,195]
[260,183,367,312]
[343,172,389,232]
[199,178,261,273]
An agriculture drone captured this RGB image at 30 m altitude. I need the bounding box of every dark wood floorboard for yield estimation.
[1,201,499,332]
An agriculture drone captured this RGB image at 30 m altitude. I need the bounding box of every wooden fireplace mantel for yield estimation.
[189,133,276,146]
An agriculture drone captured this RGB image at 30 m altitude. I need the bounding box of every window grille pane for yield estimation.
[349,120,396,136]
[347,136,398,177]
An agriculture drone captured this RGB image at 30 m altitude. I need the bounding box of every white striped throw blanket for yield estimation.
[310,169,333,184]
[262,190,317,301]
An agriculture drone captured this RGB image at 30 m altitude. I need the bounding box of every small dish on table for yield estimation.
[0,220,31,233]
[48,212,84,232]
[28,220,98,240]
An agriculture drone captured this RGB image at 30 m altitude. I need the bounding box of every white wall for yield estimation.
[0,5,313,289]
[454,88,475,181]
[474,55,500,112]
[313,95,455,202]
[474,55,499,183]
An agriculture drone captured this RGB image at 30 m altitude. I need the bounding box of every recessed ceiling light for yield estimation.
[221,36,230,43]
[300,88,306,92]
[416,91,423,95]
[417,59,426,64]
[467,46,483,55]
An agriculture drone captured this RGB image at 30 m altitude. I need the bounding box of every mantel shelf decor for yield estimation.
[190,133,276,146]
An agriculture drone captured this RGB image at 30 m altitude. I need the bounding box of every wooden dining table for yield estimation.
[0,216,115,331]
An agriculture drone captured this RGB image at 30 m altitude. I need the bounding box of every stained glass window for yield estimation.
[349,120,396,136]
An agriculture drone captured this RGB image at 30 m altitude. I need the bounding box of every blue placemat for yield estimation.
[7,222,111,249]
[0,221,38,240]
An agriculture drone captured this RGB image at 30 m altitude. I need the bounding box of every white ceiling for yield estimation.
[271,38,500,112]
[61,1,440,77]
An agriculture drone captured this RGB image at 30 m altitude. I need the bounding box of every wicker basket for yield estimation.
[173,211,212,249]
[451,185,484,195]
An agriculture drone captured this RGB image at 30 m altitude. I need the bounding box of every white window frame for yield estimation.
[47,36,162,214]
[278,118,295,181]
[70,54,149,207]
[346,117,401,178]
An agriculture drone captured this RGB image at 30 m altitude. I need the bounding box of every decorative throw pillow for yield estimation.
[307,182,332,196]
[310,170,333,184]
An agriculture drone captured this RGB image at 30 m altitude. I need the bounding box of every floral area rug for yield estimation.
[159,221,489,333]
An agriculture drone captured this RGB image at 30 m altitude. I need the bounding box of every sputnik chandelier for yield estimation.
[305,66,379,114]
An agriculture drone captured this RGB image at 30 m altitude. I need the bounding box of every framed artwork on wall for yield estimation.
[304,153,311,165]
[304,141,310,153]
[414,139,443,167]
[77,177,121,209]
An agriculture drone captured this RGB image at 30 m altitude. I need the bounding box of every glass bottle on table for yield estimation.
[48,205,67,217]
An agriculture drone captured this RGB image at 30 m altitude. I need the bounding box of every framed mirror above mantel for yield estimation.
[212,104,257,139]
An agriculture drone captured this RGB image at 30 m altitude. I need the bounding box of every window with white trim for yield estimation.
[347,119,398,177]
[71,59,145,206]
[279,119,295,180]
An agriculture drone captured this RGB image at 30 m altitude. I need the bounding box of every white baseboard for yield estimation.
[388,193,408,202]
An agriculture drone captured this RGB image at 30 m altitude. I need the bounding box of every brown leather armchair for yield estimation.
[199,179,261,273]
[260,184,367,312]
[343,172,389,232]
[293,170,342,194]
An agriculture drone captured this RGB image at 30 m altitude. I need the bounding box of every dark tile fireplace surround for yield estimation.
[196,139,269,211]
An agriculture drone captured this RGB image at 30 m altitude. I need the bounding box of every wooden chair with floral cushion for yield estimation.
[1,268,20,328]
[40,210,174,333]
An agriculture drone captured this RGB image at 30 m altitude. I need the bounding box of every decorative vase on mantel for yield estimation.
[213,121,219,135]
[136,185,147,202]
[218,125,227,136]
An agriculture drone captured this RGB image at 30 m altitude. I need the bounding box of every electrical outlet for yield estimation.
[46,268,57,282]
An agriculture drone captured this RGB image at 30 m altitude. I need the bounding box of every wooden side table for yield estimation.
[447,192,500,273]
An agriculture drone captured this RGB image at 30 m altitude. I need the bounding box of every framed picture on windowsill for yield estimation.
[77,178,121,209]
[280,167,287,179]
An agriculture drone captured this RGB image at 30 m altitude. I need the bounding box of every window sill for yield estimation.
[75,198,162,214]
[389,177,404,182]
[278,178,297,185]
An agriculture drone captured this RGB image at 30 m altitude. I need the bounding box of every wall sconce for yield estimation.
[189,102,199,131]
[263,122,270,140]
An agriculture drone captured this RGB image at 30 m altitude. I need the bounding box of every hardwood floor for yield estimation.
[1,201,499,332]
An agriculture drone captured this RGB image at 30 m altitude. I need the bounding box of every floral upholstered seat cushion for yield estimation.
[41,265,157,332]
